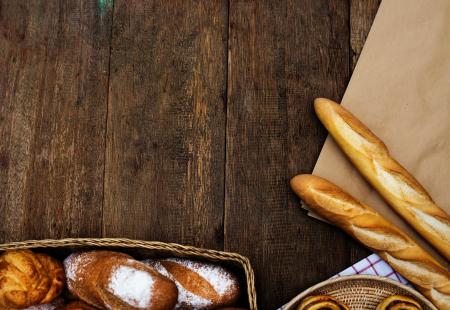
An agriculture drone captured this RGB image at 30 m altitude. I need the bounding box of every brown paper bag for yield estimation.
[305,0,450,266]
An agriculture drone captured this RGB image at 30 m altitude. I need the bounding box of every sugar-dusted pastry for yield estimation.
[144,258,240,309]
[376,295,422,310]
[64,251,178,310]
[0,250,65,309]
[297,295,350,310]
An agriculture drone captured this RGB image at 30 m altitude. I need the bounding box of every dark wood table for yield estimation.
[0,1,381,308]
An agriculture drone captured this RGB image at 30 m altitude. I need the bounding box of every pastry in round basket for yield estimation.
[64,251,178,310]
[144,258,240,309]
[297,295,350,310]
[0,250,65,309]
[376,295,422,310]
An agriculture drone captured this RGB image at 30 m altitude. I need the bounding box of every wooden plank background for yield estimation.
[0,0,380,308]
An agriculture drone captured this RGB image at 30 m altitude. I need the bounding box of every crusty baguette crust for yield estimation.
[314,98,450,260]
[290,174,450,310]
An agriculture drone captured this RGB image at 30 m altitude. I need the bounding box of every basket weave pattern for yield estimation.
[283,275,436,310]
[0,238,257,310]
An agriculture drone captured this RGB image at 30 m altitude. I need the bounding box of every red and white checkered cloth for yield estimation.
[278,254,410,309]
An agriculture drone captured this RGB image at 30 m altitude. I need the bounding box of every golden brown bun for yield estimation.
[144,258,240,309]
[0,250,64,309]
[35,254,65,304]
[290,174,450,310]
[376,295,422,310]
[297,295,350,310]
[61,301,97,310]
[64,251,178,310]
[314,98,450,260]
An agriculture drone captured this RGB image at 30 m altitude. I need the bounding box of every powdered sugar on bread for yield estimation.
[64,253,94,282]
[144,258,239,309]
[166,258,235,296]
[146,260,213,309]
[107,265,155,308]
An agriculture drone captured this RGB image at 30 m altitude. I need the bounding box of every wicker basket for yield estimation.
[282,275,436,310]
[0,238,257,310]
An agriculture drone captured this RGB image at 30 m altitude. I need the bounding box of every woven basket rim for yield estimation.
[283,274,437,310]
[0,238,249,258]
[0,238,257,310]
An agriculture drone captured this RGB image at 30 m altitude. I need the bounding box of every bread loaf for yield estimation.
[0,250,64,309]
[314,98,450,260]
[64,251,178,310]
[290,174,450,310]
[144,258,240,309]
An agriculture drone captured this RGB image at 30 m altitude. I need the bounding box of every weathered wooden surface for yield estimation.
[0,0,111,241]
[0,0,380,308]
[103,0,228,249]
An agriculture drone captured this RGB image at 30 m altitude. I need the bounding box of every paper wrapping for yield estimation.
[304,0,450,266]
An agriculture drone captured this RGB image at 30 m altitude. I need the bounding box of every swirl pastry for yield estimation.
[314,98,450,260]
[376,295,422,310]
[0,250,64,309]
[297,295,350,310]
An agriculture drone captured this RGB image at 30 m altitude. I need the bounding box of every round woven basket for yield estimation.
[283,275,436,310]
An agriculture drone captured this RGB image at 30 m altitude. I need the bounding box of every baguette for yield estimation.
[314,98,450,260]
[290,174,450,310]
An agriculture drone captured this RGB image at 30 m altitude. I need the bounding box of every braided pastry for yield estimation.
[314,98,450,260]
[290,174,450,310]
[0,250,64,309]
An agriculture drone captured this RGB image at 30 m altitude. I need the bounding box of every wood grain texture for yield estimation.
[0,0,111,242]
[225,1,354,308]
[103,0,228,249]
[350,0,381,69]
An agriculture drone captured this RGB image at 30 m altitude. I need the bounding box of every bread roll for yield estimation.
[34,254,65,304]
[0,250,64,309]
[64,251,178,310]
[144,258,240,309]
[290,174,450,310]
[297,295,350,310]
[376,295,422,310]
[314,98,450,260]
